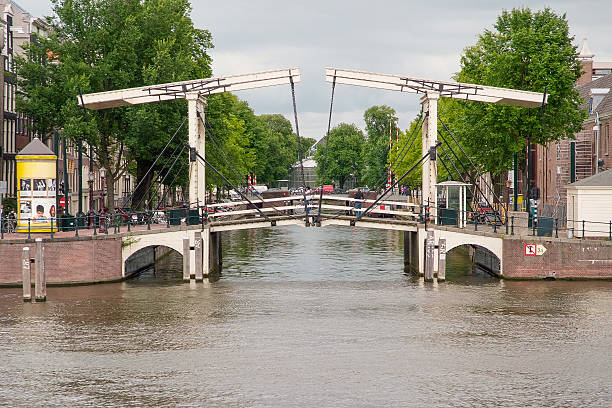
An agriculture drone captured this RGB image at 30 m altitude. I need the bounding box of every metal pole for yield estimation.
[513,153,518,211]
[54,131,60,228]
[78,138,83,215]
[570,141,576,183]
[63,136,70,216]
[582,220,585,240]
[511,216,514,235]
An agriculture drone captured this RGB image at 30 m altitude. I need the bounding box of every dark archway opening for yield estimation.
[444,244,501,283]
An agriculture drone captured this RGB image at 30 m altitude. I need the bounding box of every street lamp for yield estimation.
[88,171,95,227]
[99,167,107,233]
[99,167,107,210]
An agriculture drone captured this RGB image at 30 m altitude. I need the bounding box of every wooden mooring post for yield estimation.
[34,238,46,302]
[425,230,435,282]
[22,247,31,302]
[183,237,190,282]
[437,238,446,282]
[194,231,203,282]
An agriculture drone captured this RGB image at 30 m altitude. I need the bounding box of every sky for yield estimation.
[12,0,612,141]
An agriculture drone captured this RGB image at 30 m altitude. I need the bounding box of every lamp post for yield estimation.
[99,167,107,210]
[88,171,95,227]
[99,167,107,233]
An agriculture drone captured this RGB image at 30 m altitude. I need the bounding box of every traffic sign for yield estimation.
[525,244,547,256]
[59,196,70,208]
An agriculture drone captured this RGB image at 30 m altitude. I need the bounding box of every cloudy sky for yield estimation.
[14,0,612,140]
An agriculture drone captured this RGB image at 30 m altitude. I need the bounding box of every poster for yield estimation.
[20,178,32,197]
[20,200,32,219]
[31,198,57,223]
[33,178,47,196]
[48,178,56,194]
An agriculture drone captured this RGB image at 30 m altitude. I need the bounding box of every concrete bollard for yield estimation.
[34,239,47,302]
[22,247,31,302]
[437,238,446,282]
[194,231,203,282]
[182,237,190,282]
[425,230,435,282]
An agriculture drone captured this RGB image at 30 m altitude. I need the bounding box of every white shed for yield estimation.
[566,169,612,238]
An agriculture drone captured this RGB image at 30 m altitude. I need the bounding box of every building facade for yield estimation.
[0,1,137,214]
[1,1,48,200]
[535,38,612,218]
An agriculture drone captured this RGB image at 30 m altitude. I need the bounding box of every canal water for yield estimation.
[1,226,611,407]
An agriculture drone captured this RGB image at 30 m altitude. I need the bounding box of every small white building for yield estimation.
[566,169,612,237]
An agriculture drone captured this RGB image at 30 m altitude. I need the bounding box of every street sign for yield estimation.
[525,244,547,256]
[59,196,70,208]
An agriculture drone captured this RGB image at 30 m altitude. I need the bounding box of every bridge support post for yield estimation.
[421,92,439,223]
[404,231,420,274]
[183,237,190,282]
[194,231,203,282]
[187,93,207,209]
[424,230,435,282]
[209,231,222,275]
[437,238,446,282]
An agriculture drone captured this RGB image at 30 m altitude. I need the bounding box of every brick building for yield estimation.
[535,39,612,218]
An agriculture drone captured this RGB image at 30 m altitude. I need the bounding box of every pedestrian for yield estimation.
[354,188,364,217]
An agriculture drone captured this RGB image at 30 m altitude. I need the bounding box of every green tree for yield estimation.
[15,0,213,209]
[362,105,398,188]
[255,114,311,187]
[448,7,586,177]
[314,123,365,188]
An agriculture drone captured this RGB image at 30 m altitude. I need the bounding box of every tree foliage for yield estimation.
[447,7,587,175]
[362,105,398,187]
[314,123,365,188]
[16,0,213,209]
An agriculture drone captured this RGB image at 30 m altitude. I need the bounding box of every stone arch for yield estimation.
[124,245,183,279]
[121,230,191,277]
[445,243,501,277]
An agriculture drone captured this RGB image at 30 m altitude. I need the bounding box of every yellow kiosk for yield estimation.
[16,138,58,233]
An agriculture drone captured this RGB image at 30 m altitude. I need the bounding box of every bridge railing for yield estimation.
[2,202,611,241]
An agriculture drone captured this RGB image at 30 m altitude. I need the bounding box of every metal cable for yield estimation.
[438,118,504,207]
[361,143,440,218]
[124,117,187,208]
[201,115,305,222]
[316,74,336,225]
[290,75,310,225]
[190,145,273,222]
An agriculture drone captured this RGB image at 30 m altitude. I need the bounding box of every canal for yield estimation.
[1,226,611,407]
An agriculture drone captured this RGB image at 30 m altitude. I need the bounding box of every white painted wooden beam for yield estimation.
[80,68,301,110]
[325,67,547,107]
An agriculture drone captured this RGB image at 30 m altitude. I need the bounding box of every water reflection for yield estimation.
[0,225,611,407]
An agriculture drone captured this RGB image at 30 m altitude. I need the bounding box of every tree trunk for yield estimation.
[131,160,154,209]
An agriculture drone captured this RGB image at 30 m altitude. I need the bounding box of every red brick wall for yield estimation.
[0,237,122,285]
[503,238,612,279]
